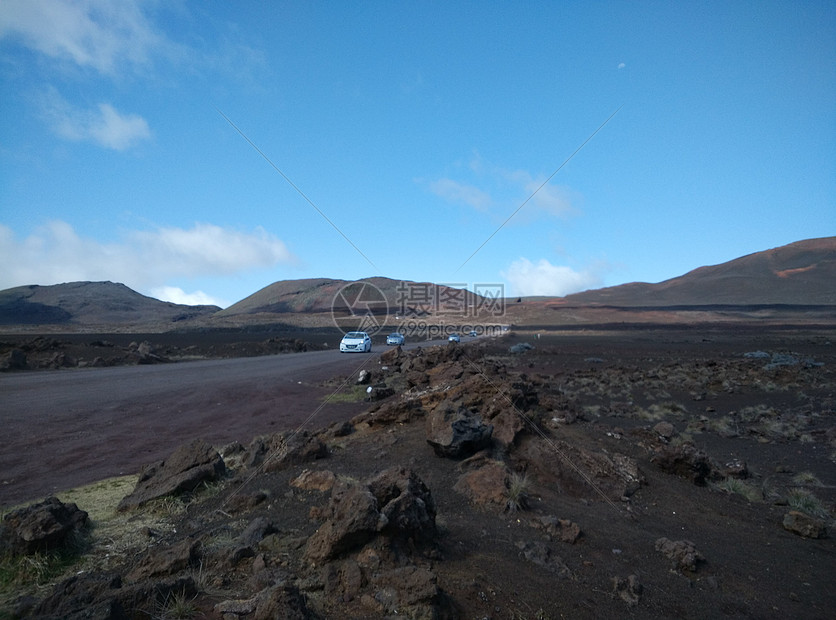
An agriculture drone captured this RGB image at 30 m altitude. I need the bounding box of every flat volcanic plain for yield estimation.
[1,324,834,619]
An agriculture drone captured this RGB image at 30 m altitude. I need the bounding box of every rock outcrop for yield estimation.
[426,402,493,458]
[244,430,327,472]
[118,438,226,511]
[782,510,828,539]
[304,466,436,563]
[0,496,88,555]
[655,537,704,572]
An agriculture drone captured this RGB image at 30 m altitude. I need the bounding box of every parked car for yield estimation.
[340,331,372,353]
[448,333,460,343]
[386,332,405,346]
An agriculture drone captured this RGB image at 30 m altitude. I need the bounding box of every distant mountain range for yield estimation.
[0,237,833,329]
[217,277,487,317]
[0,282,219,327]
[562,237,836,307]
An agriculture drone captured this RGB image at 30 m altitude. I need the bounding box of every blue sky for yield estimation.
[1,1,834,308]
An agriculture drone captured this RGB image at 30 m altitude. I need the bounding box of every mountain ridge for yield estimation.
[0,281,220,327]
[0,237,833,328]
[559,237,836,307]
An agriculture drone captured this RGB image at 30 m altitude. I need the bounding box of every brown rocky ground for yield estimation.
[1,327,835,619]
[0,329,336,371]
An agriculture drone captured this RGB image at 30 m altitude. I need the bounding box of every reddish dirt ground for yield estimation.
[2,326,835,619]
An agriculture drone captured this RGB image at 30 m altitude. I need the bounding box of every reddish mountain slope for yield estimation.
[563,238,836,307]
[217,277,488,317]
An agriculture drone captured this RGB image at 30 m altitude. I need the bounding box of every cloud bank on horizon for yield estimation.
[0,221,292,308]
[1,1,832,307]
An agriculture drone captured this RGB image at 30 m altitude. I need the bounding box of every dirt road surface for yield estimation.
[0,348,399,507]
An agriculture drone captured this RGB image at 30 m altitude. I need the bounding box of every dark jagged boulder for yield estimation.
[252,583,313,620]
[126,539,201,582]
[304,467,438,564]
[0,348,27,371]
[33,573,196,620]
[367,466,437,543]
[426,403,493,458]
[370,566,445,615]
[651,442,717,485]
[655,537,704,572]
[783,510,828,539]
[245,430,327,472]
[303,482,382,563]
[118,438,225,511]
[0,496,88,556]
[379,345,404,367]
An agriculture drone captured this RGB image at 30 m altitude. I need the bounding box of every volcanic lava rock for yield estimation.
[367,466,437,542]
[0,496,88,556]
[303,467,437,564]
[118,438,226,511]
[453,460,510,509]
[0,348,27,371]
[426,403,493,458]
[304,482,385,563]
[655,537,704,572]
[612,574,643,606]
[126,539,201,582]
[651,442,717,485]
[245,430,327,472]
[782,510,828,539]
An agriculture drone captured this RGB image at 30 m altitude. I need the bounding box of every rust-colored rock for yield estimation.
[783,510,828,539]
[290,469,336,492]
[454,460,509,508]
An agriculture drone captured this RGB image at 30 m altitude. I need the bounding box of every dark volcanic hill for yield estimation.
[217,276,488,317]
[561,237,836,307]
[0,281,220,326]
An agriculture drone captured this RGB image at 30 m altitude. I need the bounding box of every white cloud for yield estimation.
[0,221,294,303]
[618,62,626,70]
[0,0,161,75]
[90,103,151,150]
[426,156,577,221]
[131,223,293,274]
[501,257,603,297]
[42,92,151,150]
[150,286,227,308]
[1,0,266,86]
[428,178,492,210]
[509,170,576,218]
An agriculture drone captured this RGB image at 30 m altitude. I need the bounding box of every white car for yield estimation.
[340,331,372,353]
[386,332,405,346]
[448,333,460,343]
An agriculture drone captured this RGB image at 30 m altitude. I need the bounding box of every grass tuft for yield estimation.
[506,472,531,514]
[149,495,187,518]
[0,528,90,600]
[712,478,762,503]
[155,587,197,620]
[786,488,829,519]
[324,385,370,403]
[792,471,822,486]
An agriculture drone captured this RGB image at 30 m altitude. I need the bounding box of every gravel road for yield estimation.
[0,347,395,507]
